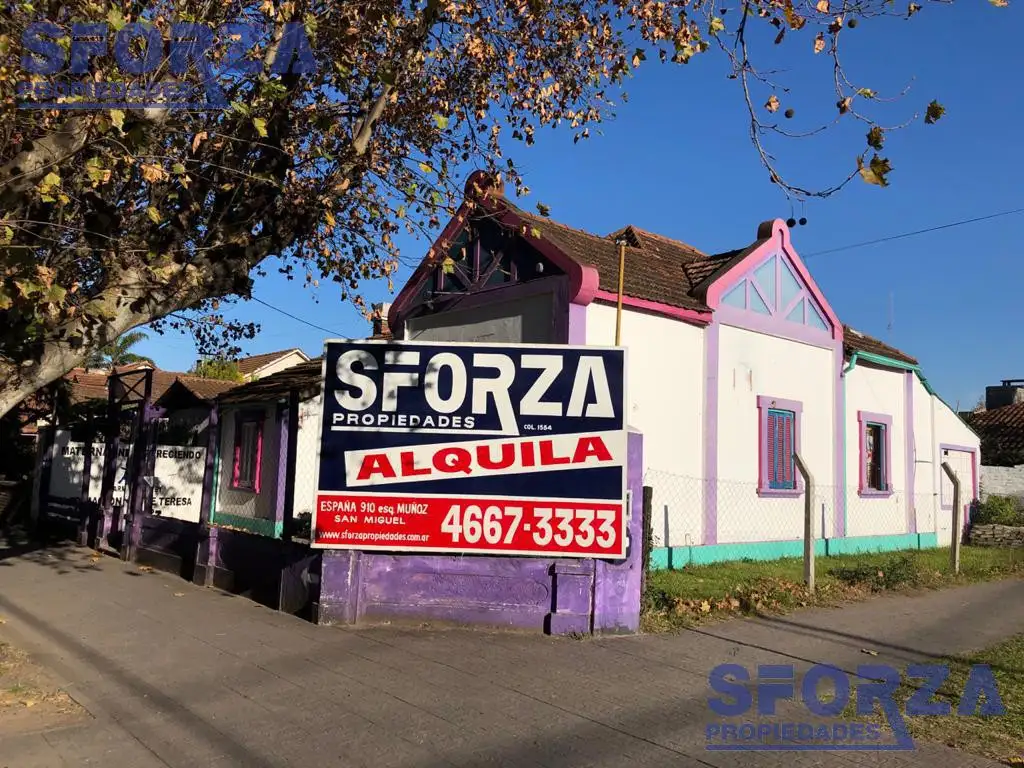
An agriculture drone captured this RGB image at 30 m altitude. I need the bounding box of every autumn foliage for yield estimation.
[0,0,991,416]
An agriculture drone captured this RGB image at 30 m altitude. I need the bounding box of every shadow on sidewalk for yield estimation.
[0,527,106,575]
[0,593,277,767]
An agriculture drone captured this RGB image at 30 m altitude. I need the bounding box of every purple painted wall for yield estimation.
[317,429,645,635]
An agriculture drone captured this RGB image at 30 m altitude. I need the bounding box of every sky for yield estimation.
[136,2,1024,412]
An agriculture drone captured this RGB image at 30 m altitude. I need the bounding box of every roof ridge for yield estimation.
[621,224,707,256]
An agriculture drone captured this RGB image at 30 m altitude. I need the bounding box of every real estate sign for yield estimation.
[312,340,628,558]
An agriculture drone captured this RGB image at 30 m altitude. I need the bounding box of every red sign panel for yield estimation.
[314,492,626,558]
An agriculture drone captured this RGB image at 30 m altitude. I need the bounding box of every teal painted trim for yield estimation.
[649,532,941,570]
[210,513,283,538]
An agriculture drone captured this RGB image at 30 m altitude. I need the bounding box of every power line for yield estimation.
[250,296,344,336]
[803,207,1024,259]
[163,204,1024,337]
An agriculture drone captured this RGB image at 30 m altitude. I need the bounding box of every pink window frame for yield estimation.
[857,411,893,498]
[756,395,803,498]
[231,410,264,493]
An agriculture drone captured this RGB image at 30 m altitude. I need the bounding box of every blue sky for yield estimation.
[138,2,1023,411]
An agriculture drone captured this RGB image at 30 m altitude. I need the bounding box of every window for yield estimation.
[231,412,264,492]
[757,396,803,497]
[857,411,892,497]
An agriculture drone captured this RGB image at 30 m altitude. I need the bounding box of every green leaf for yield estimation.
[252,117,268,137]
[230,101,251,116]
[441,256,455,274]
[146,206,162,224]
[14,280,40,298]
[924,100,945,124]
[260,80,288,101]
[40,194,55,203]
[856,88,876,99]
[109,109,125,131]
[418,162,433,174]
[1,225,12,244]
[709,16,726,34]
[433,114,449,130]
[106,8,126,31]
[40,171,60,191]
[0,289,12,311]
[0,35,9,57]
[172,163,186,174]
[45,284,67,304]
[857,154,892,187]
[530,226,541,238]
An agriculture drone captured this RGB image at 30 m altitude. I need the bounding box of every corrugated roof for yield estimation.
[218,359,323,404]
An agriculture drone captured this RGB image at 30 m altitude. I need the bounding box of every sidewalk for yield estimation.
[0,539,1021,768]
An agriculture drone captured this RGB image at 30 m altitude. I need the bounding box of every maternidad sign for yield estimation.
[312,340,628,558]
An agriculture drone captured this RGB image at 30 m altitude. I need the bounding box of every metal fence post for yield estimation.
[793,453,815,593]
[941,462,961,575]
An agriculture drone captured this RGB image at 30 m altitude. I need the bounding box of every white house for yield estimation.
[380,172,979,566]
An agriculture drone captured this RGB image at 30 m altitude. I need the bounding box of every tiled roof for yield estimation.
[64,368,237,405]
[506,203,733,312]
[218,333,393,405]
[236,348,307,375]
[968,403,1024,465]
[842,326,918,366]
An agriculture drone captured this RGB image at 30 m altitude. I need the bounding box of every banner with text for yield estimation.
[312,340,628,558]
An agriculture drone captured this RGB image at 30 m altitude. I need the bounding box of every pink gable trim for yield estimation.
[705,219,843,342]
[592,290,711,326]
[389,175,601,332]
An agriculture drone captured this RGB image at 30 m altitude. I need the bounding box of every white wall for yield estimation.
[250,350,307,380]
[931,396,979,546]
[912,375,939,535]
[215,403,280,521]
[715,325,835,544]
[587,302,706,547]
[292,395,322,523]
[980,465,1024,500]
[844,365,907,537]
[47,431,205,522]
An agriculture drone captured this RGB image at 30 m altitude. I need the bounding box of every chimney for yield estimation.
[985,379,1024,410]
[372,302,392,338]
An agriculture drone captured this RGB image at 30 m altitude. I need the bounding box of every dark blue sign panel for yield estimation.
[312,340,628,558]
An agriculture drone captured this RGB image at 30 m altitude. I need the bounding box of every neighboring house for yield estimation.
[209,303,391,537]
[235,349,311,382]
[379,171,979,565]
[965,380,1024,500]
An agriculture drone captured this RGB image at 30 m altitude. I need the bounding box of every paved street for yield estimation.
[1,539,1021,768]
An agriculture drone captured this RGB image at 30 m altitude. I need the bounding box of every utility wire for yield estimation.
[803,207,1024,259]
[179,205,1024,335]
[249,296,345,336]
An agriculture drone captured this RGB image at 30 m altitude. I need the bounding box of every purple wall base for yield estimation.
[316,430,645,636]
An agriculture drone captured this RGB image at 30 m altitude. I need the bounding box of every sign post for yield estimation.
[311,340,628,559]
